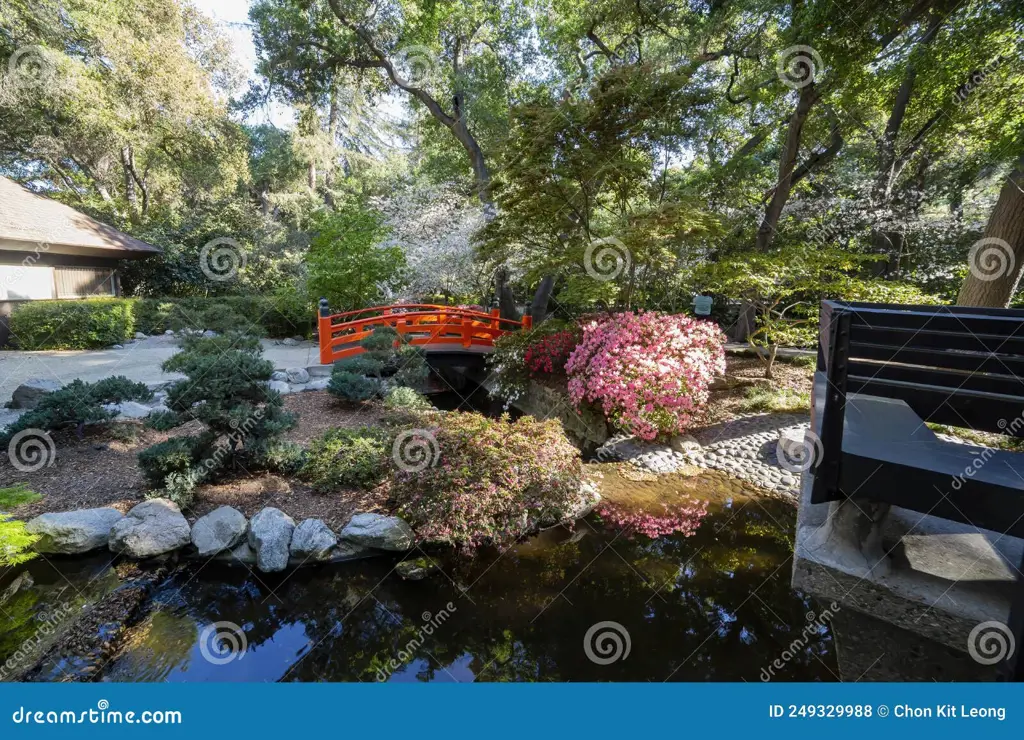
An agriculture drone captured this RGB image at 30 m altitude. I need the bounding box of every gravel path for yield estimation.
[595,412,812,498]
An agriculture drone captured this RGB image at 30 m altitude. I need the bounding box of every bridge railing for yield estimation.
[317,300,533,365]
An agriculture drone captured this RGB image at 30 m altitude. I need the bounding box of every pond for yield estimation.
[2,468,838,682]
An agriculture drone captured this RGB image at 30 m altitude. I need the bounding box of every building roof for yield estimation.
[0,176,162,258]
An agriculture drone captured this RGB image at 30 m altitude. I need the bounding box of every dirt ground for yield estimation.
[2,391,389,529]
[2,355,813,526]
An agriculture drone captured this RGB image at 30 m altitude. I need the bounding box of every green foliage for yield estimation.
[739,386,812,413]
[335,356,386,379]
[487,320,579,401]
[137,335,295,505]
[145,410,181,432]
[0,376,153,444]
[299,427,390,491]
[0,515,38,566]
[0,484,42,510]
[328,370,381,402]
[9,299,135,350]
[307,204,406,313]
[391,412,583,547]
[383,387,433,412]
[134,295,311,338]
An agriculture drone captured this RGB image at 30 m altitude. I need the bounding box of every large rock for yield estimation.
[109,499,191,558]
[103,401,153,419]
[248,507,295,572]
[339,513,414,551]
[268,380,291,395]
[11,379,62,410]
[304,378,330,392]
[191,506,247,557]
[286,367,310,384]
[290,519,337,561]
[26,508,124,554]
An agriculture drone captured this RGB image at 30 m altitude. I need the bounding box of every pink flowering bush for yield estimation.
[391,412,583,547]
[524,328,580,375]
[597,498,709,539]
[566,312,726,440]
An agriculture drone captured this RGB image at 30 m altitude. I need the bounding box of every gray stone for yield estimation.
[134,332,148,339]
[271,371,289,382]
[11,379,62,410]
[281,338,299,346]
[304,378,330,392]
[110,401,153,419]
[290,519,337,561]
[248,507,295,572]
[110,344,124,350]
[340,513,414,551]
[109,499,191,558]
[306,365,332,378]
[396,558,436,580]
[191,506,248,557]
[219,541,257,565]
[0,571,33,606]
[27,508,124,554]
[327,541,373,563]
[268,380,291,395]
[286,367,310,384]
[164,329,175,336]
[202,330,218,338]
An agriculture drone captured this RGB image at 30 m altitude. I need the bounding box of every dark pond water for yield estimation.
[1,469,838,682]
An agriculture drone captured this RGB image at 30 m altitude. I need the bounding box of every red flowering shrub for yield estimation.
[524,329,580,375]
[567,311,726,440]
[391,412,582,546]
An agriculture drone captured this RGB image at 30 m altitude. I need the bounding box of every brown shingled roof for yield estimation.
[0,176,162,257]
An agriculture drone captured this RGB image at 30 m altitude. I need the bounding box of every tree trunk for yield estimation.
[121,146,137,213]
[530,276,556,324]
[755,82,819,251]
[957,155,1024,307]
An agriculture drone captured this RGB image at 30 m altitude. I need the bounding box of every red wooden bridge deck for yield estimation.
[317,303,533,365]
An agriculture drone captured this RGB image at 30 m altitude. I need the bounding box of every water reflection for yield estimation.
[87,470,837,682]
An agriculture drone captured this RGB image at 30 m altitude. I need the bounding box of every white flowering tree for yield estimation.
[371,180,492,304]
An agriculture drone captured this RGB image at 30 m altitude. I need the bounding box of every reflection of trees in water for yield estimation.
[111,497,835,682]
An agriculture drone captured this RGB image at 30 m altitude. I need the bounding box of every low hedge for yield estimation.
[8,295,313,350]
[133,296,312,338]
[8,298,135,350]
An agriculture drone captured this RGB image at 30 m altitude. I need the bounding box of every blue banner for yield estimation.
[1,684,1019,738]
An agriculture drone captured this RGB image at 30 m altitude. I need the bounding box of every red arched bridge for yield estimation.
[317,301,533,365]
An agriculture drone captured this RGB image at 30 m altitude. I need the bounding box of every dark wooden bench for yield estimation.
[811,300,1024,678]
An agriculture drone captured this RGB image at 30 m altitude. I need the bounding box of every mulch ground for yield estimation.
[1,391,389,529]
[701,355,813,424]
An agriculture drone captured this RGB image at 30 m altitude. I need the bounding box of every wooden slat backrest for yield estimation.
[825,300,1024,436]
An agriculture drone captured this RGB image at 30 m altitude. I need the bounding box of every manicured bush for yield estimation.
[383,386,432,412]
[9,298,136,350]
[335,355,386,378]
[299,427,389,491]
[524,328,581,374]
[137,333,295,507]
[566,311,726,440]
[390,412,582,547]
[328,370,381,401]
[0,376,153,444]
[133,293,311,338]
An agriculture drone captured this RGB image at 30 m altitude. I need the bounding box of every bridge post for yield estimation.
[522,307,533,331]
[318,298,333,365]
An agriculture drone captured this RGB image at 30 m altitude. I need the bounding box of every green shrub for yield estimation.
[487,319,579,401]
[299,427,389,491]
[145,409,180,431]
[0,485,42,566]
[134,294,311,338]
[383,386,432,412]
[0,376,153,444]
[335,355,386,378]
[261,440,307,475]
[137,335,295,506]
[392,345,429,390]
[9,298,136,350]
[328,370,381,402]
[391,412,583,546]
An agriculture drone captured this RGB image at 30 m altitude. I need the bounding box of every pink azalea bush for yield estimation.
[391,412,582,547]
[566,312,726,440]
